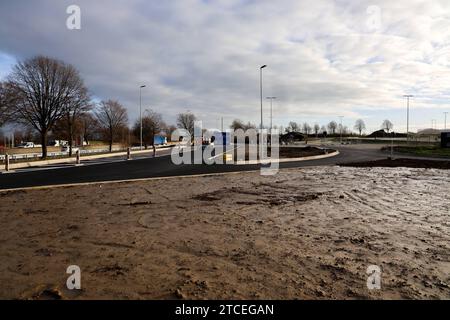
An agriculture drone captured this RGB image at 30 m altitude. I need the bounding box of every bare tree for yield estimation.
[340,125,349,135]
[176,112,197,138]
[62,95,91,156]
[313,123,320,137]
[230,119,245,130]
[230,119,256,131]
[243,122,256,130]
[302,122,312,135]
[302,122,312,144]
[328,121,338,135]
[95,100,128,152]
[381,119,393,133]
[52,96,91,156]
[163,124,177,139]
[12,126,36,145]
[79,112,99,146]
[287,121,300,132]
[354,119,366,136]
[7,56,88,158]
[338,123,349,136]
[0,82,15,126]
[230,119,245,131]
[132,109,165,148]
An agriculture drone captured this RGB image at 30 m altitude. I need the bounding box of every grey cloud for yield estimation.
[0,0,449,130]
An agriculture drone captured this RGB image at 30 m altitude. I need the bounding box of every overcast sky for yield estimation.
[1,0,450,132]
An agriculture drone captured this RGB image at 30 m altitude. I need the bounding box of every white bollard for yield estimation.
[76,149,81,165]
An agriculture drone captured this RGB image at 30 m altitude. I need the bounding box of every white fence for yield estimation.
[0,147,125,161]
[0,145,170,162]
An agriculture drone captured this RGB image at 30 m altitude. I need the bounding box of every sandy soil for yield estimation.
[0,166,449,300]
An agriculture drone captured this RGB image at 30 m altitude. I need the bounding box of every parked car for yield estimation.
[48,140,68,147]
[61,146,80,153]
[17,142,35,148]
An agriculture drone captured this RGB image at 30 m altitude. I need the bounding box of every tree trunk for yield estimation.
[68,121,74,157]
[83,126,89,146]
[151,129,155,148]
[40,131,48,159]
[109,127,113,152]
[151,129,156,157]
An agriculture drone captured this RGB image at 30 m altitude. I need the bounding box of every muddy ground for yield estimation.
[342,158,450,170]
[0,166,449,300]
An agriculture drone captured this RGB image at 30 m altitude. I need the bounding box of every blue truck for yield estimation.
[154,135,167,145]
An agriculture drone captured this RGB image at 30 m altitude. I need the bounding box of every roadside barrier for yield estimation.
[5,154,9,171]
[76,150,81,165]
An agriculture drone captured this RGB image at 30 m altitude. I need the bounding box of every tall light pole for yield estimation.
[404,95,413,142]
[260,65,267,130]
[139,85,146,150]
[339,116,344,144]
[266,97,277,132]
[444,112,448,130]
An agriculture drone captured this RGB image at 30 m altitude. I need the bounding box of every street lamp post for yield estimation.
[260,65,267,131]
[139,85,146,150]
[403,95,413,143]
[266,97,276,146]
[266,97,277,133]
[444,112,448,130]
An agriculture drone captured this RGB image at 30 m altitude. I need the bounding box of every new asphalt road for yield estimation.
[0,145,391,190]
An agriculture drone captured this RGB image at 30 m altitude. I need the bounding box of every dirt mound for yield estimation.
[341,158,450,170]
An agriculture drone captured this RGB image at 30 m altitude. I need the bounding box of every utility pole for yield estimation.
[221,117,224,132]
[139,85,146,150]
[403,95,413,143]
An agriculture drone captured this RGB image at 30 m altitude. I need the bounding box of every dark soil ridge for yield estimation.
[341,158,450,170]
